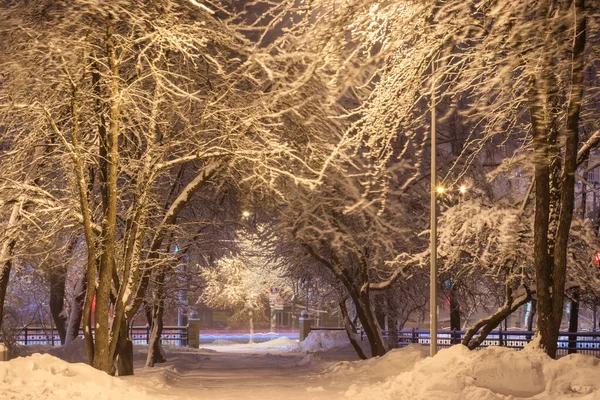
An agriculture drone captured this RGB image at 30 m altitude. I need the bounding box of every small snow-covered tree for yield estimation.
[436,199,534,348]
[200,245,291,339]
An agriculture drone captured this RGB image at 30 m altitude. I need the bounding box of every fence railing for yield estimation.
[12,325,189,347]
[361,328,600,358]
[13,325,600,358]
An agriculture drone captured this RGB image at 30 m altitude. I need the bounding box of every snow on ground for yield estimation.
[0,353,164,400]
[346,344,600,400]
[298,330,351,353]
[6,332,600,400]
[197,330,349,354]
[199,336,300,353]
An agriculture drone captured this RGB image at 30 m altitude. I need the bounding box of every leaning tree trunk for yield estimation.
[352,290,386,357]
[300,243,386,357]
[462,284,531,350]
[339,298,367,359]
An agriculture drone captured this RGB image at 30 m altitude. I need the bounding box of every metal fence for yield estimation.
[364,328,600,358]
[13,325,189,347]
[13,325,600,358]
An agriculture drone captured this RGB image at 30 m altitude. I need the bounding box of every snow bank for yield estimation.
[298,330,350,353]
[19,338,88,364]
[200,336,300,353]
[326,344,427,379]
[346,345,600,400]
[245,336,298,350]
[0,353,158,400]
[46,338,88,363]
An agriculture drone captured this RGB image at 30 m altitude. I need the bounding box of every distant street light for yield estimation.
[242,211,250,218]
[459,185,467,194]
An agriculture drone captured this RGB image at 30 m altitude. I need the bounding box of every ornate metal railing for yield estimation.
[12,325,188,347]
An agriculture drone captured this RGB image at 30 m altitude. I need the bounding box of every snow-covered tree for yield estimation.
[0,0,342,374]
[265,0,600,358]
[199,239,291,338]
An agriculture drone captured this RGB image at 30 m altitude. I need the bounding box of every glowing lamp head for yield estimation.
[242,211,250,218]
[459,185,467,194]
[436,186,445,194]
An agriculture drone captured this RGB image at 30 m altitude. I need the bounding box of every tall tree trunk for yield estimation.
[449,285,461,331]
[49,266,68,345]
[388,316,399,350]
[532,0,586,358]
[66,274,87,345]
[527,300,537,331]
[116,319,133,376]
[249,310,254,343]
[568,288,580,354]
[146,271,166,367]
[0,238,17,330]
[0,256,12,331]
[0,140,49,330]
[93,15,121,374]
[0,202,24,329]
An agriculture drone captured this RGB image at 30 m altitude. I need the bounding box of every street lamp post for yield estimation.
[430,64,438,357]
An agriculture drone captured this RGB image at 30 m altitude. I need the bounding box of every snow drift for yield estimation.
[0,353,158,400]
[326,344,428,379]
[346,345,600,400]
[298,330,350,353]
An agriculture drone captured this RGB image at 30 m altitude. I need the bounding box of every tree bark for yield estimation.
[65,273,87,345]
[116,319,134,376]
[0,203,20,330]
[146,271,167,367]
[353,290,386,357]
[568,288,580,354]
[531,0,586,358]
[0,218,17,330]
[48,266,68,345]
[388,316,399,350]
[0,255,12,331]
[301,243,386,357]
[527,299,537,332]
[449,285,461,331]
[462,285,531,350]
[339,298,367,359]
[93,15,121,374]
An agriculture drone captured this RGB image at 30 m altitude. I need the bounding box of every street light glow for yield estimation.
[242,211,250,217]
[436,186,444,194]
[459,185,467,194]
